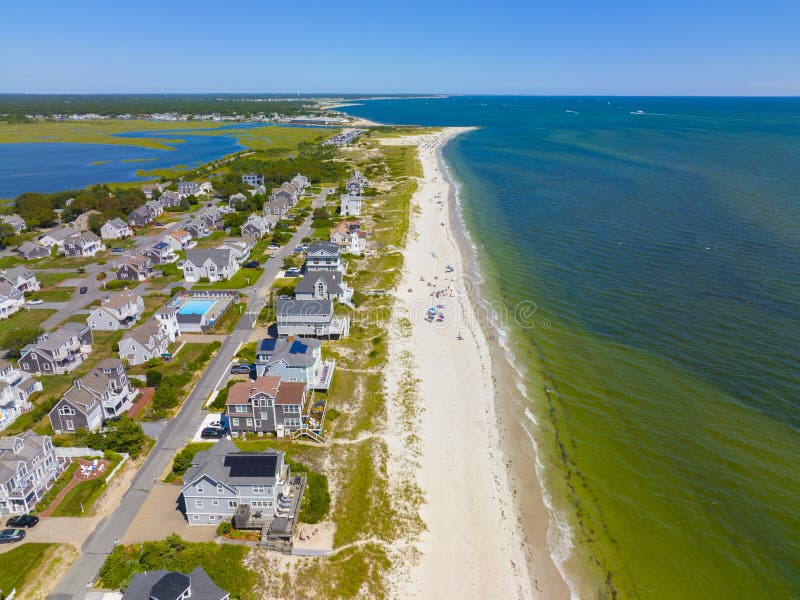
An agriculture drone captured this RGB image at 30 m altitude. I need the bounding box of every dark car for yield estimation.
[79,286,88,294]
[6,514,39,529]
[0,528,26,544]
[200,427,227,439]
[155,221,165,227]
[230,363,253,375]
[243,260,261,269]
[111,246,125,254]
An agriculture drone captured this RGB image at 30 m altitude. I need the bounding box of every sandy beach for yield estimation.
[385,128,571,599]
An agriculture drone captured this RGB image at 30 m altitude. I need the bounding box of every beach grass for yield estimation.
[0,542,56,595]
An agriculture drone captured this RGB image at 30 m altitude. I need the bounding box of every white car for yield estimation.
[268,244,279,250]
[27,299,44,305]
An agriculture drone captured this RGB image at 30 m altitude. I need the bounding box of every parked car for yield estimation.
[27,299,44,305]
[155,221,165,227]
[111,246,125,254]
[6,514,39,528]
[285,267,301,277]
[243,260,261,269]
[230,363,253,375]
[200,427,227,439]
[79,286,88,294]
[267,244,279,250]
[0,529,26,544]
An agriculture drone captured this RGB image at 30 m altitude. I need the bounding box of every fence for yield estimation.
[55,447,104,459]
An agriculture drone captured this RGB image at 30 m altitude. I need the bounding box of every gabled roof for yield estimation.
[121,566,228,600]
[295,271,344,296]
[226,377,282,406]
[257,337,321,368]
[3,266,36,282]
[277,298,333,317]
[43,226,78,241]
[185,248,233,268]
[275,381,306,406]
[182,438,284,487]
[306,242,340,257]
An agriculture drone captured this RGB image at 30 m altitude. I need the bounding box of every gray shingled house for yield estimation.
[121,567,229,600]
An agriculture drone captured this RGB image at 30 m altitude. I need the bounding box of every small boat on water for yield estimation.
[630,110,646,115]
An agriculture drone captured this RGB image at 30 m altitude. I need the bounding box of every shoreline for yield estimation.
[388,127,571,598]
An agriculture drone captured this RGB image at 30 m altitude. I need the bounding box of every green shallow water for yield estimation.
[339,97,800,598]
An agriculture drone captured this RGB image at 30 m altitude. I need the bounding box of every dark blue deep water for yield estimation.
[341,97,800,598]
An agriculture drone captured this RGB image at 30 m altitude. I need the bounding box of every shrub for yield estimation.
[216,521,232,536]
[145,369,163,388]
[97,271,107,281]
[103,279,129,290]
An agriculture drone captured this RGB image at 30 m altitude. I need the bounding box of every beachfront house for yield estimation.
[224,377,310,437]
[255,337,335,390]
[182,248,239,283]
[330,220,366,255]
[180,438,302,532]
[49,359,136,433]
[18,323,94,376]
[100,218,132,240]
[87,292,144,331]
[116,255,152,282]
[121,568,230,600]
[16,241,50,261]
[304,242,346,274]
[346,169,367,195]
[63,231,104,257]
[0,431,62,515]
[294,271,353,304]
[1,266,40,293]
[276,298,349,339]
[290,173,310,195]
[339,193,362,217]
[0,361,43,432]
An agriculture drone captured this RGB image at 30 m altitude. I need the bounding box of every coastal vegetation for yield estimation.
[0,543,57,596]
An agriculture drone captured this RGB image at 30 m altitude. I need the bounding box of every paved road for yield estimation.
[49,189,330,600]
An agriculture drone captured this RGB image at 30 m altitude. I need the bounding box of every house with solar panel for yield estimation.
[254,337,335,390]
[179,438,305,545]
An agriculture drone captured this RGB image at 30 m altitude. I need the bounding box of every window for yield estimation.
[228,500,237,508]
[211,500,219,506]
[192,515,199,521]
[217,484,224,494]
[235,405,247,413]
[231,418,239,427]
[209,514,216,520]
[284,417,302,427]
[260,412,269,420]
[195,499,203,508]
[246,418,253,427]
[284,405,300,414]
[59,406,75,416]
[252,485,265,494]
[196,484,204,493]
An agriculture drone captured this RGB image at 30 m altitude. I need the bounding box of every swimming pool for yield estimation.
[177,299,215,316]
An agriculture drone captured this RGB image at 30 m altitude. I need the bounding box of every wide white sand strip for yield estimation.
[385,128,548,599]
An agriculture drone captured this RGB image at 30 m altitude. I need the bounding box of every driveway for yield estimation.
[0,516,100,554]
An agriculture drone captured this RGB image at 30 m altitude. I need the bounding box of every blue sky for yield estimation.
[2,0,799,95]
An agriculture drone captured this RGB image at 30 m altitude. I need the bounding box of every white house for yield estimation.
[0,431,62,515]
[38,226,78,249]
[118,308,179,366]
[0,361,42,432]
[0,282,24,321]
[182,248,239,283]
[1,266,40,293]
[241,214,271,239]
[217,239,254,264]
[0,215,26,234]
[100,218,132,240]
[87,293,145,331]
[163,229,194,252]
[63,231,105,257]
[340,193,362,217]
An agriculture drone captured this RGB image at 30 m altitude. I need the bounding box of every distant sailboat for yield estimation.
[630,109,646,115]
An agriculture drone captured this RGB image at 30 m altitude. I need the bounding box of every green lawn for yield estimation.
[35,270,80,287]
[30,288,73,302]
[0,308,55,340]
[192,268,259,290]
[0,543,55,595]
[51,478,104,517]
[0,255,24,268]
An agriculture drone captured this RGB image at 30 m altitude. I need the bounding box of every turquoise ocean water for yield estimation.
[340,97,800,598]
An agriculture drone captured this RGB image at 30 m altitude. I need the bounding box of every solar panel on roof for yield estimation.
[259,338,277,352]
[224,454,277,478]
[289,341,308,354]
